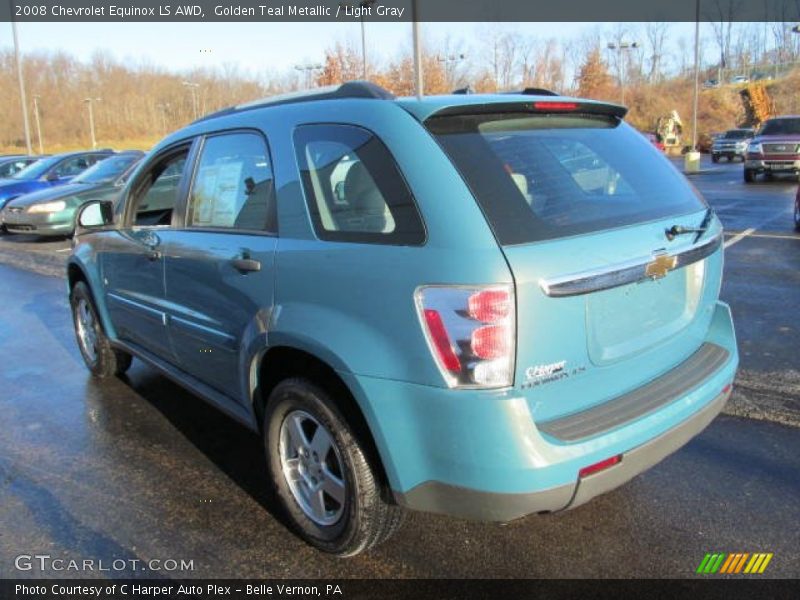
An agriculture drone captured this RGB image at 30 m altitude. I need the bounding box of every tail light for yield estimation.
[415,285,515,388]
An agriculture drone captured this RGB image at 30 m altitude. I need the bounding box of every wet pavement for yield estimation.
[1,155,799,578]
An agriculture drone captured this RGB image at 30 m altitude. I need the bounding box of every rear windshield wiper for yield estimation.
[665,208,714,243]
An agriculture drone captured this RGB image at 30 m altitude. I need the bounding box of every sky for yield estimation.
[0,21,701,78]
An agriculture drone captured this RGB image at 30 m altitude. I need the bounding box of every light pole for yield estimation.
[182,81,200,119]
[32,94,44,155]
[84,97,101,150]
[691,2,701,152]
[294,64,323,89]
[412,0,423,99]
[339,1,376,79]
[437,53,466,89]
[606,41,640,106]
[12,22,32,155]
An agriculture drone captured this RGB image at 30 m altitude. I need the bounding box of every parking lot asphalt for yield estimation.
[0,154,798,578]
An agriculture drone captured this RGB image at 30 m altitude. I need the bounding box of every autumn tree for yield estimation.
[576,48,615,100]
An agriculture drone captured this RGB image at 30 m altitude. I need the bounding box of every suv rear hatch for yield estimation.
[425,99,723,425]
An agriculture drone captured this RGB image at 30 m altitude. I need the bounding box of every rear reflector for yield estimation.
[533,101,578,111]
[579,455,622,478]
[422,309,462,373]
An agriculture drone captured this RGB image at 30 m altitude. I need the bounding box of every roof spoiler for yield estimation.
[427,99,628,121]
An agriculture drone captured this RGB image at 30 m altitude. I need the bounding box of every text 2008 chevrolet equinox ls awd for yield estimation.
[67,82,738,556]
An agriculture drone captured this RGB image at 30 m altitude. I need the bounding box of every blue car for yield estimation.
[0,155,43,178]
[68,82,738,556]
[0,150,114,212]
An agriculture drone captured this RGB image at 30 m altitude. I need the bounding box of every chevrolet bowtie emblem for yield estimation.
[645,253,677,279]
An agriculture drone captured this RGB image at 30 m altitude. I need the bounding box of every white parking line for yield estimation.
[56,248,71,253]
[723,228,756,248]
[724,231,800,241]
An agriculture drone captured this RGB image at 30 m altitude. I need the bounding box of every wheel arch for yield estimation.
[254,344,396,498]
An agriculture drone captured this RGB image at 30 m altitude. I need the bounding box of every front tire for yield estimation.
[711,154,719,163]
[263,378,404,556]
[744,169,756,183]
[70,281,132,377]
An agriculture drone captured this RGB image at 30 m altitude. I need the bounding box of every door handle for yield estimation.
[231,258,261,273]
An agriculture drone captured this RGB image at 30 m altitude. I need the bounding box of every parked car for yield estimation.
[68,82,738,556]
[0,150,115,212]
[744,116,800,182]
[711,128,754,162]
[730,75,749,84]
[702,79,720,89]
[0,155,43,179]
[1,151,143,237]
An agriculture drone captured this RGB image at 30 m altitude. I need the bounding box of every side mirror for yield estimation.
[45,172,60,182]
[76,200,114,234]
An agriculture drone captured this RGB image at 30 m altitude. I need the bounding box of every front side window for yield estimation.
[294,124,425,245]
[131,150,188,227]
[187,132,276,232]
[428,112,706,245]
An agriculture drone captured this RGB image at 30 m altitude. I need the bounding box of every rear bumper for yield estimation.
[343,301,738,521]
[396,388,729,521]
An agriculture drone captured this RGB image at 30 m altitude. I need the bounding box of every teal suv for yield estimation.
[68,82,738,556]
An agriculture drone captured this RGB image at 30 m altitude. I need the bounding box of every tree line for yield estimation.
[2,22,798,153]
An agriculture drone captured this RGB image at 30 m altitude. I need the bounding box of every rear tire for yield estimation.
[263,378,404,556]
[794,203,800,232]
[744,169,756,183]
[711,154,719,163]
[70,281,132,378]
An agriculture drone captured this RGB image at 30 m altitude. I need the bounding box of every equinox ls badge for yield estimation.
[645,253,677,280]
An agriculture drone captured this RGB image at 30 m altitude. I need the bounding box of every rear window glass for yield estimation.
[427,112,706,245]
[759,118,800,136]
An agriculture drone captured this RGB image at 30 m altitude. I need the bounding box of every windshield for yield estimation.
[11,156,60,180]
[73,154,140,184]
[428,112,706,245]
[724,130,752,139]
[760,118,800,136]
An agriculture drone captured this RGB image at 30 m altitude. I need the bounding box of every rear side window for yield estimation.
[294,124,425,245]
[187,132,276,232]
[427,112,706,245]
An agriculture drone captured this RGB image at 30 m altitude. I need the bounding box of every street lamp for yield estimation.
[606,41,640,105]
[339,0,376,79]
[32,94,44,155]
[84,97,101,150]
[182,81,200,120]
[11,22,32,155]
[437,53,466,88]
[294,64,324,89]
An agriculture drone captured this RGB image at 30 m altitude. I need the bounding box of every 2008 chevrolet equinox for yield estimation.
[68,81,738,556]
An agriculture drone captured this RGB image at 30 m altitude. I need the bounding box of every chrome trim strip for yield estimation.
[539,232,722,298]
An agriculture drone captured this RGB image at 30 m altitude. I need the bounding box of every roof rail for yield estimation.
[192,81,395,124]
